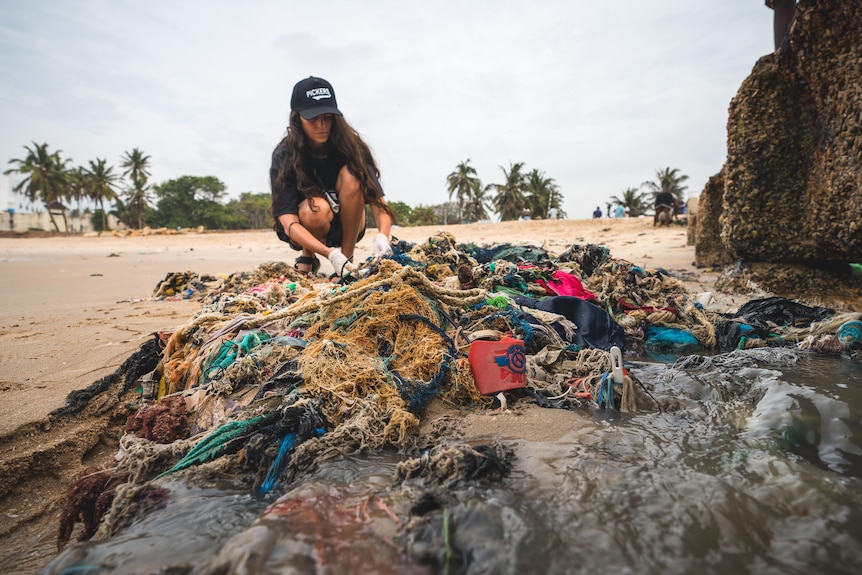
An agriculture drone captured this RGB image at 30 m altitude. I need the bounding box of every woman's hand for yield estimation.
[328,248,356,276]
[372,233,392,257]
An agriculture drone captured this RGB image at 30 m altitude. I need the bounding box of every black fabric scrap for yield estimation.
[733,296,833,327]
[50,333,163,418]
[514,295,626,351]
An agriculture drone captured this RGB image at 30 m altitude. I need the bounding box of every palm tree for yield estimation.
[642,167,689,205]
[610,187,650,217]
[491,161,528,221]
[463,181,493,223]
[67,167,88,232]
[546,181,565,219]
[4,142,71,232]
[525,169,561,219]
[84,159,120,231]
[120,148,152,229]
[446,159,481,224]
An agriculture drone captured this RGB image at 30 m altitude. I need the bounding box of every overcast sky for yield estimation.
[0,1,776,219]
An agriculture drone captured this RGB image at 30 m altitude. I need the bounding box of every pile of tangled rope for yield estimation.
[57,231,861,550]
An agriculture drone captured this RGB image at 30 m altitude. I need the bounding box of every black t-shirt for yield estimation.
[270,145,349,218]
[270,145,384,219]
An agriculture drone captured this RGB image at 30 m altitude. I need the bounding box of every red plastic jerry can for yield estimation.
[468,336,527,395]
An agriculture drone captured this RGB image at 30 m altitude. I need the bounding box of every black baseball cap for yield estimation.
[290,76,343,120]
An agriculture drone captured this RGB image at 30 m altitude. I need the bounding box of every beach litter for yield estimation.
[48,231,861,571]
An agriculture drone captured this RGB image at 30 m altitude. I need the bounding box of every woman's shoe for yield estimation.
[294,255,320,276]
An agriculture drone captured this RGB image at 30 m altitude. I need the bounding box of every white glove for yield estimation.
[372,233,392,257]
[328,248,356,276]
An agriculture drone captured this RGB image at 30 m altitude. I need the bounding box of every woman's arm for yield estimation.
[277,213,331,258]
[369,198,393,237]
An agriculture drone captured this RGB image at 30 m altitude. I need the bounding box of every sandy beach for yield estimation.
[0,218,709,434]
[0,217,714,572]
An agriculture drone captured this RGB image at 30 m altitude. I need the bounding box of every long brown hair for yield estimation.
[272,111,394,219]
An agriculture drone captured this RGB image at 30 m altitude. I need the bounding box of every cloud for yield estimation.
[0,0,774,219]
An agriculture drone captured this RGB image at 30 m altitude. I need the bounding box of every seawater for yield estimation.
[40,350,862,575]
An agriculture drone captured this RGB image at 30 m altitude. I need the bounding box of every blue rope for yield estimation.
[838,320,862,347]
[391,314,457,411]
[478,310,535,346]
[596,372,615,410]
[260,433,296,494]
[258,426,326,495]
[502,309,535,344]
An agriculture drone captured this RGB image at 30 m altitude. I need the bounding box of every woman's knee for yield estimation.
[298,199,332,234]
[336,167,362,202]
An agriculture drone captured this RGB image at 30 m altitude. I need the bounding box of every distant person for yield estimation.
[521,207,532,221]
[654,191,676,226]
[547,206,558,220]
[766,0,797,50]
[270,76,395,278]
[593,206,603,219]
[614,204,625,219]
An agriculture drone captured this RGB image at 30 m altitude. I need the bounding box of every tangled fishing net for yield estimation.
[54,231,858,548]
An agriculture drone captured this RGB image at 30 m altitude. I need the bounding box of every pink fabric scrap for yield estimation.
[536,270,597,302]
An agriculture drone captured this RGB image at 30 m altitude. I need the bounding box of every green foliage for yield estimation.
[7,141,593,230]
[387,200,412,226]
[447,159,481,223]
[5,142,155,232]
[84,158,120,231]
[525,169,562,219]
[91,209,108,232]
[643,167,689,205]
[120,148,152,229]
[410,205,438,226]
[610,187,650,217]
[4,142,69,205]
[226,192,271,229]
[491,162,528,221]
[4,142,71,232]
[114,197,154,230]
[446,159,560,222]
[463,184,493,222]
[149,175,229,229]
[120,147,151,189]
